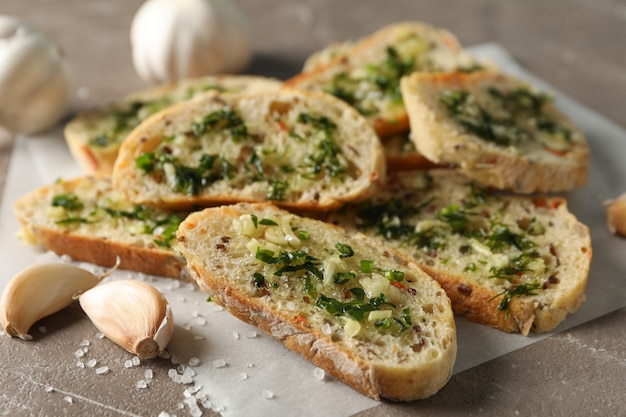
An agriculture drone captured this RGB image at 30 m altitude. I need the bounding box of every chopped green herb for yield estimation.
[335,242,354,259]
[253,272,266,288]
[360,260,373,273]
[259,218,278,226]
[490,281,542,311]
[51,193,84,211]
[191,109,248,142]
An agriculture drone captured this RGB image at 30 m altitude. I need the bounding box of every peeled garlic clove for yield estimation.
[0,262,116,340]
[78,280,174,359]
[606,192,626,237]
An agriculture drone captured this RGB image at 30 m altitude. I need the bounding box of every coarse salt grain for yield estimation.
[64,396,73,404]
[246,331,258,339]
[76,361,85,369]
[74,349,85,358]
[136,380,148,389]
[145,369,153,380]
[213,359,227,368]
[232,331,240,340]
[247,363,255,368]
[159,351,172,360]
[44,385,54,393]
[80,339,90,347]
[132,356,141,366]
[96,332,105,339]
[263,389,275,399]
[195,317,207,326]
[321,323,332,335]
[188,357,201,367]
[95,366,109,375]
[239,372,248,380]
[38,326,47,334]
[193,335,205,341]
[124,360,134,368]
[86,359,97,368]
[313,367,326,380]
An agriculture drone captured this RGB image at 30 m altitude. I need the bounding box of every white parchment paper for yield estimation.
[1,44,625,417]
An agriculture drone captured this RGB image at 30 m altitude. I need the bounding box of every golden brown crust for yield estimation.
[19,222,188,280]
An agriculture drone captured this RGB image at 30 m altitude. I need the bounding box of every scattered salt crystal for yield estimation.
[157,412,172,417]
[44,385,54,393]
[177,365,186,373]
[76,361,85,369]
[0,330,4,336]
[239,372,248,380]
[213,359,227,368]
[182,323,192,331]
[180,375,194,384]
[188,357,200,367]
[247,363,255,368]
[64,396,73,404]
[232,331,240,340]
[95,332,105,339]
[80,339,90,347]
[178,296,187,302]
[86,359,97,368]
[74,349,85,358]
[193,335,205,341]
[191,310,200,318]
[313,367,326,380]
[246,331,258,339]
[199,397,212,409]
[170,355,180,364]
[286,301,295,311]
[38,326,47,334]
[183,367,196,378]
[95,366,109,375]
[132,356,141,366]
[177,402,185,410]
[195,317,207,326]
[145,369,153,380]
[263,389,275,399]
[136,380,148,389]
[159,351,172,360]
[321,323,332,335]
[184,397,202,417]
[168,369,178,378]
[124,360,134,368]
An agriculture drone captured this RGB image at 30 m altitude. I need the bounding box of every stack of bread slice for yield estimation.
[11,20,592,401]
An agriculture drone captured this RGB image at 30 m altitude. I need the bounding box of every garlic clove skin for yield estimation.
[0,16,70,134]
[0,262,113,340]
[78,280,174,359]
[130,0,251,84]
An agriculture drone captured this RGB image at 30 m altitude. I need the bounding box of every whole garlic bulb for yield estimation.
[130,0,252,84]
[0,16,70,134]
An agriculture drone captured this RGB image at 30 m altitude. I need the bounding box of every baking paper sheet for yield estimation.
[1,44,625,417]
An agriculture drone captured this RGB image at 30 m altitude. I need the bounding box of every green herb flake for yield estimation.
[51,193,84,211]
[335,242,355,259]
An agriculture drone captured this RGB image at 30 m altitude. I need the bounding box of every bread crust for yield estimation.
[113,88,386,211]
[177,202,457,400]
[13,176,190,281]
[285,21,473,139]
[400,71,590,193]
[64,75,282,175]
[329,170,592,334]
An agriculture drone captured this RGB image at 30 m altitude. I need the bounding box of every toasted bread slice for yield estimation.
[65,75,282,175]
[285,21,477,138]
[112,88,385,211]
[176,202,456,400]
[400,70,590,193]
[13,176,189,280]
[329,170,592,334]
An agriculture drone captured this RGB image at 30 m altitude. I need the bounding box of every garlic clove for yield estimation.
[0,261,117,340]
[606,192,626,237]
[78,280,174,359]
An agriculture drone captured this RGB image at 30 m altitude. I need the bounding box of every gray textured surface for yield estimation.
[0,1,625,416]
